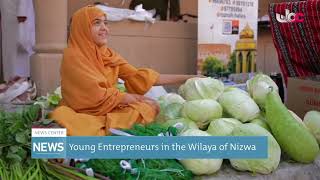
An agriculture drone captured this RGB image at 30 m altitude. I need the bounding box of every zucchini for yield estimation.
[265,90,319,163]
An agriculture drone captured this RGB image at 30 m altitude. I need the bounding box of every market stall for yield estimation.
[1,73,320,179]
[1,0,320,179]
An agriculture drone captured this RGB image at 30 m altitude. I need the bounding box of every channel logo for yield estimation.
[276,9,304,23]
[31,128,66,158]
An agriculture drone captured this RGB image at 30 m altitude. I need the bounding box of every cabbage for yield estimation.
[182,99,223,129]
[179,77,224,101]
[256,112,266,120]
[162,103,183,120]
[156,93,185,123]
[163,118,198,134]
[179,159,223,175]
[230,123,281,174]
[179,129,223,175]
[218,89,260,122]
[178,85,185,99]
[304,111,320,144]
[156,103,183,123]
[224,87,249,96]
[207,118,242,136]
[158,93,185,106]
[251,118,271,132]
[250,111,272,131]
[180,129,210,136]
[247,74,278,108]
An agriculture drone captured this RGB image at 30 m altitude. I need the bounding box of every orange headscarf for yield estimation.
[68,6,125,68]
[61,6,126,115]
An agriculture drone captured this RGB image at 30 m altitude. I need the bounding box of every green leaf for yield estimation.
[15,132,28,144]
[25,158,32,166]
[41,119,53,125]
[9,146,19,153]
[48,94,61,106]
[117,83,126,92]
[6,152,22,162]
[34,100,49,109]
[16,148,27,160]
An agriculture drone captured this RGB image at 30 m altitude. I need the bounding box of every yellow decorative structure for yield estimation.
[235,23,257,73]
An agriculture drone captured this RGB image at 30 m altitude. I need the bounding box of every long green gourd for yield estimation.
[266,90,319,163]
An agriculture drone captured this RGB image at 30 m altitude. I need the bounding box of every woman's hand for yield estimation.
[119,94,160,114]
[143,98,160,114]
[119,94,141,105]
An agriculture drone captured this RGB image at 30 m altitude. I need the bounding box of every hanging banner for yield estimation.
[198,0,259,83]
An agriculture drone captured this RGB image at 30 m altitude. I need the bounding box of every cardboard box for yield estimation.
[287,76,320,118]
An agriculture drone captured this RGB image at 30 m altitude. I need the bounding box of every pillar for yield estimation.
[235,51,240,73]
[31,0,67,95]
[242,51,248,73]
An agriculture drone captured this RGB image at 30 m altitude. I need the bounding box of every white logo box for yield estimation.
[32,128,67,137]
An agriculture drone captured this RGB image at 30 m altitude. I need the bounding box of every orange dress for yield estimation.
[49,6,159,136]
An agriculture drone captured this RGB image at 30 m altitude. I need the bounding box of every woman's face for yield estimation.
[91,15,109,46]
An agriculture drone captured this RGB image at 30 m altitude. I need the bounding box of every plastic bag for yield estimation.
[96,4,155,23]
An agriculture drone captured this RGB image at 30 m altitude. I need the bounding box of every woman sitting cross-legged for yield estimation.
[50,6,200,136]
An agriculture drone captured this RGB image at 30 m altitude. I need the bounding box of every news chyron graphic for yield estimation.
[32,128,66,158]
[276,9,304,23]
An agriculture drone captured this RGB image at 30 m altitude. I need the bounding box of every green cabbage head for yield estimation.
[158,93,185,106]
[218,88,260,122]
[304,111,320,144]
[163,118,198,134]
[207,118,242,136]
[230,123,281,174]
[178,77,224,101]
[182,99,223,129]
[179,129,223,175]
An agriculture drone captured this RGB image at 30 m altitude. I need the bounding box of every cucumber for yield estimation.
[266,91,319,163]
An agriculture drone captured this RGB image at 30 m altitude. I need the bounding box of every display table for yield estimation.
[1,103,319,180]
[202,155,320,180]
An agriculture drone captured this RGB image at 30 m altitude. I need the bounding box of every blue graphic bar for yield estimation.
[32,137,66,158]
[32,136,268,159]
